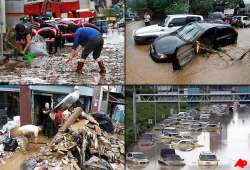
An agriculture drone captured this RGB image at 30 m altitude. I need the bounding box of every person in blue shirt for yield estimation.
[68,26,105,74]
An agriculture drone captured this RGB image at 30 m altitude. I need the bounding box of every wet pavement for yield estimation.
[126,21,250,84]
[0,29,124,85]
[127,106,250,170]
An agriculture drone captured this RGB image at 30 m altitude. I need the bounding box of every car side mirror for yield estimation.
[168,23,174,27]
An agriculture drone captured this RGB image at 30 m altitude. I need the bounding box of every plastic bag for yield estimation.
[29,35,49,56]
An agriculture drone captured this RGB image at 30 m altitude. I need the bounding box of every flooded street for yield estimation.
[0,29,124,85]
[126,21,250,84]
[127,106,250,170]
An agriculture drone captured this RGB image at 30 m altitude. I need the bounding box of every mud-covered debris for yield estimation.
[23,107,124,170]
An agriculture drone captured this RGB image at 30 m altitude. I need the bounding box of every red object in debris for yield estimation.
[55,111,63,124]
[235,159,248,168]
[61,34,75,39]
[45,38,55,44]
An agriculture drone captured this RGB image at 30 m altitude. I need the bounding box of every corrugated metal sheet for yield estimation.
[29,85,93,96]
[239,87,250,93]
[0,85,20,92]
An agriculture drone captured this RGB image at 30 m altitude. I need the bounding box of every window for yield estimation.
[187,17,202,23]
[169,18,187,27]
[216,27,234,41]
[102,91,108,101]
[243,17,249,21]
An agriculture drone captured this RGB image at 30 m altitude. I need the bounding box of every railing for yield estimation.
[136,93,250,103]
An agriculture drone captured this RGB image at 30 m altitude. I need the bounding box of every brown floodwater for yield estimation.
[127,106,250,170]
[126,21,250,84]
[0,135,51,170]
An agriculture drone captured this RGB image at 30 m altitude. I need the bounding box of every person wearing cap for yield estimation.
[14,23,32,55]
[68,26,106,74]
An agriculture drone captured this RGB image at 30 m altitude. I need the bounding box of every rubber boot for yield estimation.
[98,61,106,74]
[75,61,84,73]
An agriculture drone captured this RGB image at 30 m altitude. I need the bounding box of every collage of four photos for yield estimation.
[0,0,250,170]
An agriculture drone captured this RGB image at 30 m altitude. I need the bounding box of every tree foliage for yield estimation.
[127,0,245,17]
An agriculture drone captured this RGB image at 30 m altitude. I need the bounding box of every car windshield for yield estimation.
[164,128,177,134]
[134,153,147,159]
[165,155,182,161]
[200,117,209,122]
[199,154,217,161]
[159,16,170,27]
[176,24,201,41]
[141,134,153,140]
[191,124,200,128]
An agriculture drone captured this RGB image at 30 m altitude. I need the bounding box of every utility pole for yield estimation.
[154,85,157,125]
[0,22,3,58]
[133,86,137,141]
[187,0,190,13]
[178,87,180,113]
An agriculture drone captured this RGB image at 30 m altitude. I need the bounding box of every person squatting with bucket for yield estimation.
[67,27,106,74]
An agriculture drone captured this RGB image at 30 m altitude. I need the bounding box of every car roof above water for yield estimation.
[193,21,232,30]
[167,14,203,18]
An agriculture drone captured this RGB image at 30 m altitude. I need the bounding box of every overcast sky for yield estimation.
[244,0,250,4]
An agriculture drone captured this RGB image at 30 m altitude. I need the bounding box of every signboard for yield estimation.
[0,0,6,33]
[224,9,234,15]
[148,119,153,124]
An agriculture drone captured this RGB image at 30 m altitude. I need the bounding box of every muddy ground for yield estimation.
[0,135,51,170]
[0,29,124,85]
[126,21,250,84]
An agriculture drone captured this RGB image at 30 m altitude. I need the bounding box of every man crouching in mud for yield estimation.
[68,27,106,74]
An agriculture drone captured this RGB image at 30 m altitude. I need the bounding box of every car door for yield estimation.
[243,16,250,26]
[214,27,236,48]
[163,17,187,36]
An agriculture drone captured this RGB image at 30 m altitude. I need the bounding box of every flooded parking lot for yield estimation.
[126,21,250,84]
[127,106,250,170]
[0,29,124,85]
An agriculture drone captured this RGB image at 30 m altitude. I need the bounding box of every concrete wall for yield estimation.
[5,0,24,28]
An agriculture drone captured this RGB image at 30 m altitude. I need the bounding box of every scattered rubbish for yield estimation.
[29,35,49,57]
[23,107,124,169]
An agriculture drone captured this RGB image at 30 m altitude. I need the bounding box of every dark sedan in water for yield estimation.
[150,21,238,70]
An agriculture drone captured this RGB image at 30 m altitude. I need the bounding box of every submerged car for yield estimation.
[204,123,221,132]
[133,14,203,44]
[126,152,149,165]
[138,133,155,146]
[189,123,203,131]
[153,123,165,130]
[158,148,185,166]
[198,151,219,166]
[150,21,238,69]
[171,139,196,151]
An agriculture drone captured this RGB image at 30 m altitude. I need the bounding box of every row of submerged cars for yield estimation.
[133,14,239,70]
[126,105,229,168]
[127,150,219,167]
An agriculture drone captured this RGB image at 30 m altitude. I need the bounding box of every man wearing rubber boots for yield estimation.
[68,27,106,74]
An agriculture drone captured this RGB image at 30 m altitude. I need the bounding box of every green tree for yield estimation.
[190,0,215,15]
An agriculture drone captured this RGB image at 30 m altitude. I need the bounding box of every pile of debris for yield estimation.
[23,107,124,170]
